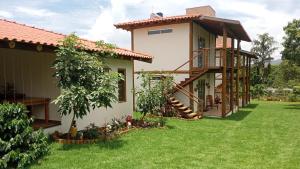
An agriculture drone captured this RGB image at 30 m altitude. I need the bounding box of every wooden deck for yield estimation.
[203,105,231,117]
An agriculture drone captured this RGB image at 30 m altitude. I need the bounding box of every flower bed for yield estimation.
[51,116,166,144]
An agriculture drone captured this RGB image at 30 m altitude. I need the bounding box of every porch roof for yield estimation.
[114,14,251,42]
[0,19,153,63]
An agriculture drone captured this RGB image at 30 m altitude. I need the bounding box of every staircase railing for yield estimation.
[172,81,200,104]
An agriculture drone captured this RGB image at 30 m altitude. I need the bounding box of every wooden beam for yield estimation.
[230,38,234,111]
[189,22,194,110]
[189,22,194,75]
[236,40,241,108]
[242,55,246,107]
[222,25,227,117]
[135,70,190,74]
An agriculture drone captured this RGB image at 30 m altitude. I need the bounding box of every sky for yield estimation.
[0,0,299,60]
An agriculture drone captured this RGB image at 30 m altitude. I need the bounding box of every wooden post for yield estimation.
[131,30,135,111]
[222,25,227,117]
[236,40,241,108]
[245,56,248,104]
[230,38,234,111]
[189,22,194,110]
[248,57,251,103]
[242,55,246,107]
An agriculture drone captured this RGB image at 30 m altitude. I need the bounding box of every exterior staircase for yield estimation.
[169,97,201,119]
[174,69,208,92]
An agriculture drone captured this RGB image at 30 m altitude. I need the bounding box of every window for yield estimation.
[161,29,173,34]
[148,28,173,35]
[148,30,161,35]
[118,69,126,102]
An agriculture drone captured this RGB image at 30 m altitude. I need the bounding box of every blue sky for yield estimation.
[1,0,299,59]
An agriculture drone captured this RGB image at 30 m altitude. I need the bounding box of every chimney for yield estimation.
[186,5,216,16]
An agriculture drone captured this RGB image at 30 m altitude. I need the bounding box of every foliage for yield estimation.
[281,19,300,65]
[83,123,100,139]
[0,103,49,168]
[250,84,266,99]
[53,34,121,131]
[251,33,277,84]
[288,86,300,102]
[136,73,174,119]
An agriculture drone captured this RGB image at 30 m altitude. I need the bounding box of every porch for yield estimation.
[0,45,61,129]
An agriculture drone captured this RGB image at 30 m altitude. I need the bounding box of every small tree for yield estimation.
[53,34,121,132]
[136,73,173,120]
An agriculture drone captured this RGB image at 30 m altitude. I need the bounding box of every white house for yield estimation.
[115,6,256,118]
[0,19,152,133]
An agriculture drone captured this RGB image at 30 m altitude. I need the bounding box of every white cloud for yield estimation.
[83,0,299,59]
[0,10,13,18]
[15,6,57,17]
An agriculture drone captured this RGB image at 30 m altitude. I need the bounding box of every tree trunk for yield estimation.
[68,113,75,134]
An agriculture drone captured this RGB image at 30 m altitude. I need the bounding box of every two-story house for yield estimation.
[115,6,256,118]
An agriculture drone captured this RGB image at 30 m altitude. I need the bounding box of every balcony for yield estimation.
[191,48,237,73]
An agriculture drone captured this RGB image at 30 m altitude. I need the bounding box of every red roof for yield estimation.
[0,19,152,62]
[115,14,251,42]
[115,14,202,30]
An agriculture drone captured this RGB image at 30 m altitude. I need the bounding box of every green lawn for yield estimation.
[31,101,300,169]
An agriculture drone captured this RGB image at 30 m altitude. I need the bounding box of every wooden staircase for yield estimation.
[174,69,208,92]
[169,97,201,119]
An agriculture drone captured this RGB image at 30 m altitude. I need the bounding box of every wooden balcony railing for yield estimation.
[191,48,244,71]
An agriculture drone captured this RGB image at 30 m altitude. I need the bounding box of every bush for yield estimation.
[136,73,174,119]
[0,103,49,168]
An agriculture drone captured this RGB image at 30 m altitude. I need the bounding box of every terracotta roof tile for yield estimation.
[114,14,202,30]
[0,19,152,62]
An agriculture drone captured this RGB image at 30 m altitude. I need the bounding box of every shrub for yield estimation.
[0,103,49,168]
[136,73,174,119]
[83,123,100,139]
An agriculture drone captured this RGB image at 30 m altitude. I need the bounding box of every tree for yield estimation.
[53,34,121,132]
[251,33,278,84]
[281,19,300,65]
[136,73,173,120]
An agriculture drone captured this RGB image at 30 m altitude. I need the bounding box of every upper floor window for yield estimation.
[148,28,173,35]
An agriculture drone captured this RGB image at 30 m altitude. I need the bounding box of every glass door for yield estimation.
[197,79,206,109]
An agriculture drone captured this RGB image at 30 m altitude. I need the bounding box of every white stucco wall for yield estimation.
[0,48,134,133]
[60,59,134,133]
[133,23,190,83]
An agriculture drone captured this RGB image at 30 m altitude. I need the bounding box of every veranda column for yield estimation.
[222,25,227,117]
[242,55,246,107]
[248,57,251,103]
[236,40,241,108]
[189,22,194,110]
[230,38,235,111]
[245,56,249,104]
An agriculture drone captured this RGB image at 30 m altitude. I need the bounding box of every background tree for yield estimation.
[53,34,121,132]
[281,19,300,65]
[251,33,277,84]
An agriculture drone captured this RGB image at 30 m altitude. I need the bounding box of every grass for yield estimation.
[31,101,300,169]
